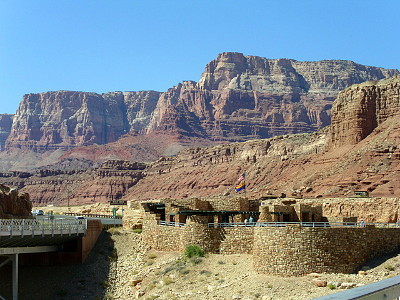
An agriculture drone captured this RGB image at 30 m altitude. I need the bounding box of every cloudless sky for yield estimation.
[1,0,399,114]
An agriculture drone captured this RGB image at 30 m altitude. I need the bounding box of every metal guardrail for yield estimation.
[0,219,87,237]
[64,212,122,219]
[159,221,186,227]
[313,274,400,300]
[207,222,400,228]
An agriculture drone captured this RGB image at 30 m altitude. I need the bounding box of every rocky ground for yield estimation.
[1,227,399,300]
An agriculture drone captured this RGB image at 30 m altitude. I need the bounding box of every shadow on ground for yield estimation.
[0,231,114,300]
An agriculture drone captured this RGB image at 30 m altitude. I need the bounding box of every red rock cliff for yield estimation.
[148,52,398,141]
[329,74,400,148]
[6,90,160,152]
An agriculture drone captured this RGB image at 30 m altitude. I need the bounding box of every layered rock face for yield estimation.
[147,52,398,141]
[0,184,32,218]
[330,75,400,148]
[6,90,160,152]
[0,159,146,206]
[3,53,398,155]
[0,114,13,151]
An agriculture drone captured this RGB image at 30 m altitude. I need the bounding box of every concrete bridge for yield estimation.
[0,218,103,300]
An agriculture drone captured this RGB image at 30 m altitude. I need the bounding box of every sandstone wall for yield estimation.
[330,75,400,148]
[5,90,160,152]
[148,52,398,142]
[0,114,13,151]
[253,225,400,276]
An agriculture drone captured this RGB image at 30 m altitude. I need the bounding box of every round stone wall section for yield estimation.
[253,225,400,276]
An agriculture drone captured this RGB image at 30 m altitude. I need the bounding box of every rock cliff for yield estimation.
[6,90,160,152]
[147,52,398,141]
[0,184,32,218]
[0,114,13,151]
[3,53,398,156]
[330,74,400,148]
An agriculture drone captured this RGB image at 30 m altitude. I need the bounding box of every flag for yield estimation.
[235,172,246,192]
[235,181,246,192]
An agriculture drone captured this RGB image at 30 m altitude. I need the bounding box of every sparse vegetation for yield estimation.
[162,277,175,285]
[148,253,157,259]
[146,259,154,266]
[189,256,203,265]
[133,228,142,234]
[218,260,225,264]
[385,264,395,271]
[184,245,205,258]
[327,283,336,290]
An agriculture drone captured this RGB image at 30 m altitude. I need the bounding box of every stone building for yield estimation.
[141,197,400,276]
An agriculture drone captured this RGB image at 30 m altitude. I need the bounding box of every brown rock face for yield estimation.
[0,184,32,218]
[6,90,160,152]
[148,52,398,141]
[329,75,400,148]
[3,53,398,158]
[0,160,146,206]
[0,114,13,151]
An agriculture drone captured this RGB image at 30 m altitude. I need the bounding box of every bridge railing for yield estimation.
[64,212,123,219]
[0,218,87,237]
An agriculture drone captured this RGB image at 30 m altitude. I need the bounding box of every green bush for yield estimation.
[327,283,336,290]
[184,245,204,258]
[133,228,142,234]
[385,264,395,271]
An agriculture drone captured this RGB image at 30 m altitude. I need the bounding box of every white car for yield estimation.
[32,209,44,216]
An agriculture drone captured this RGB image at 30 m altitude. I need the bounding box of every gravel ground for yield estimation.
[1,229,399,300]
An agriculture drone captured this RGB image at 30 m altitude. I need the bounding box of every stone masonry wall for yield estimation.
[143,217,254,254]
[143,212,400,276]
[218,227,254,254]
[253,225,400,276]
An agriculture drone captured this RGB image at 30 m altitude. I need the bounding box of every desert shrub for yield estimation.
[200,270,212,275]
[133,228,142,234]
[146,259,154,266]
[327,283,336,290]
[179,268,190,275]
[163,277,175,285]
[217,260,225,264]
[190,257,203,265]
[184,245,204,258]
[385,264,395,271]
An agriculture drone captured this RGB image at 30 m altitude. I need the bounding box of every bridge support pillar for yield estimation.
[12,254,18,300]
[0,254,19,300]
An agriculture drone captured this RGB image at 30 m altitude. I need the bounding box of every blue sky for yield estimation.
[1,0,399,114]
